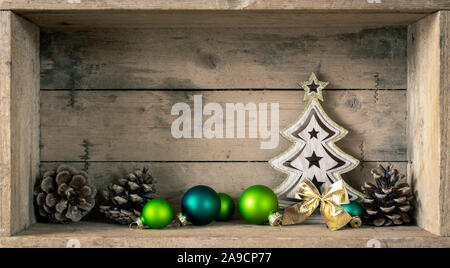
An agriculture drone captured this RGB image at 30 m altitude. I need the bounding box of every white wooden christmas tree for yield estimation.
[270,73,364,207]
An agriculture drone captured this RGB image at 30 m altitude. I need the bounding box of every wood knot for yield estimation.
[346,97,361,111]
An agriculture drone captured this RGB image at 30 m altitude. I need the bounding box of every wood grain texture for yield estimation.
[0,11,12,237]
[439,11,449,237]
[40,90,407,162]
[39,161,406,219]
[1,0,449,12]
[40,27,407,90]
[20,11,428,29]
[407,12,448,236]
[0,12,40,236]
[11,11,40,232]
[1,221,448,248]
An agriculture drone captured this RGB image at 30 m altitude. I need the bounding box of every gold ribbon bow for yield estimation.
[280,178,352,231]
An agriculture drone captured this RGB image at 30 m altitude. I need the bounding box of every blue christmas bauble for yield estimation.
[181,185,221,225]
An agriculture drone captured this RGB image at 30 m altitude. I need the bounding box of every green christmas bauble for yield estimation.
[239,185,278,225]
[342,201,363,217]
[181,185,221,225]
[140,198,173,229]
[216,193,235,221]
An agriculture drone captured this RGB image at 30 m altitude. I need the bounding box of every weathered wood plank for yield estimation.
[1,0,449,12]
[0,11,12,237]
[40,90,407,162]
[20,11,428,29]
[407,12,449,236]
[1,222,448,248]
[40,27,407,90]
[11,13,41,230]
[39,161,407,219]
[439,11,449,237]
[0,12,40,236]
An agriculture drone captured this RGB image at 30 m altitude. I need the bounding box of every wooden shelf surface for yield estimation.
[18,11,429,29]
[1,221,449,248]
[1,0,449,12]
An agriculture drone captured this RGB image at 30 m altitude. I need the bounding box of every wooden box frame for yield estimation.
[0,1,449,247]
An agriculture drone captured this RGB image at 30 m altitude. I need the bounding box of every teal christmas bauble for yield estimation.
[181,185,221,225]
[140,198,174,229]
[216,193,235,221]
[239,185,278,225]
[342,201,363,217]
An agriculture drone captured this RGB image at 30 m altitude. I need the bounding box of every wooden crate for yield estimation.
[0,1,449,247]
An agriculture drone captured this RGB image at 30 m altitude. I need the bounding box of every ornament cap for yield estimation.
[176,212,188,227]
[269,211,283,226]
[298,72,329,102]
[130,218,144,230]
[349,216,362,228]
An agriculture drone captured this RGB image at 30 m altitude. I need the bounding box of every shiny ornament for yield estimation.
[181,185,221,225]
[239,185,278,225]
[216,193,235,221]
[342,201,363,218]
[139,198,173,229]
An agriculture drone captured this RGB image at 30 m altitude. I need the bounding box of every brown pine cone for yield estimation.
[99,167,156,225]
[361,164,414,226]
[35,165,97,223]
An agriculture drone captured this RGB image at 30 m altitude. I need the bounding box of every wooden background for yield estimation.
[39,25,408,217]
[1,0,449,11]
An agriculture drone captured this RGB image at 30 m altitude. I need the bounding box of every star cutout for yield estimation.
[308,128,319,139]
[305,151,323,168]
[298,73,329,102]
[311,176,324,194]
[308,81,319,93]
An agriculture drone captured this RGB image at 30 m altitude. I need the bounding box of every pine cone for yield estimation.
[99,167,156,225]
[35,165,97,223]
[361,164,414,226]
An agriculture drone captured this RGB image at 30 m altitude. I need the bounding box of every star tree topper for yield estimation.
[270,73,364,207]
